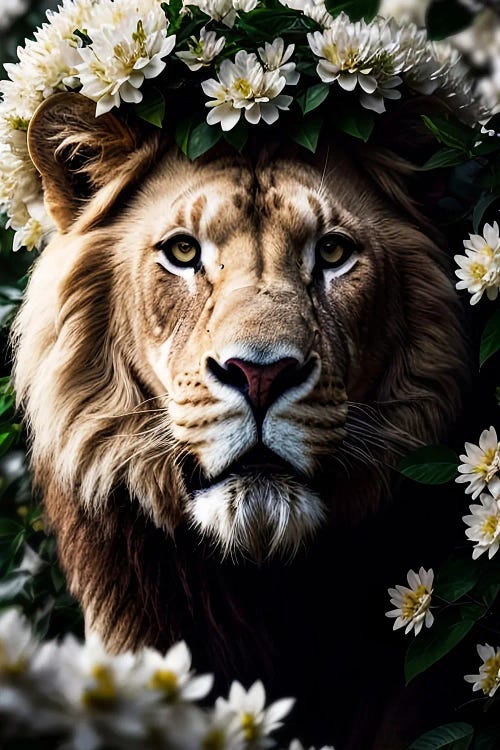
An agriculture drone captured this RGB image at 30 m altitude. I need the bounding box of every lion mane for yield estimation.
[12,93,467,747]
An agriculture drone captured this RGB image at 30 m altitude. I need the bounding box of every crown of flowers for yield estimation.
[0,0,483,252]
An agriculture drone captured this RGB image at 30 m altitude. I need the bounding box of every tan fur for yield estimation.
[12,94,466,648]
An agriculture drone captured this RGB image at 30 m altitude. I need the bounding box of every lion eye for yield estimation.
[315,233,357,271]
[159,235,201,269]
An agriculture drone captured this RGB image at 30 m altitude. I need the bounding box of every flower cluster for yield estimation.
[0,608,324,750]
[202,43,296,131]
[455,222,500,305]
[0,0,481,252]
[455,426,500,561]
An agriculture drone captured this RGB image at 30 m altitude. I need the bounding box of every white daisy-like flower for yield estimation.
[465,644,500,697]
[463,494,500,560]
[386,567,434,636]
[202,50,292,131]
[177,27,226,71]
[137,641,214,703]
[53,632,154,747]
[75,0,176,116]
[454,222,500,305]
[187,0,236,27]
[215,680,295,749]
[0,609,38,676]
[279,0,334,29]
[307,13,406,112]
[258,38,300,86]
[456,426,500,498]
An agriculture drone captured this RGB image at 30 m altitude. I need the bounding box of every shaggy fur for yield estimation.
[12,93,468,747]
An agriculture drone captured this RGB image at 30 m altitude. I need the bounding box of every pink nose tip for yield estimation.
[225,357,299,413]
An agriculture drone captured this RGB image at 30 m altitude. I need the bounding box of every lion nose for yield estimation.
[208,356,310,415]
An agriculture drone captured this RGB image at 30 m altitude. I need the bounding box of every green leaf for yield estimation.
[0,424,21,457]
[473,194,499,233]
[421,148,465,171]
[0,519,23,538]
[425,0,474,41]
[421,115,472,152]
[474,724,500,750]
[325,0,380,21]
[398,445,459,485]
[480,311,500,368]
[0,377,15,418]
[186,121,222,161]
[297,84,330,115]
[405,605,483,684]
[291,113,323,153]
[408,722,474,750]
[175,117,194,157]
[236,7,316,42]
[135,88,165,128]
[434,554,482,603]
[224,124,249,152]
[51,565,67,594]
[337,107,374,142]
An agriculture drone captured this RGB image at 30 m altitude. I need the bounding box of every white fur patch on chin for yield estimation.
[187,474,326,561]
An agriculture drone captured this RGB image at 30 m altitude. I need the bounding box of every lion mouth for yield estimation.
[187,444,309,493]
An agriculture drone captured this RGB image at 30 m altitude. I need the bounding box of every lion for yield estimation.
[12,92,467,748]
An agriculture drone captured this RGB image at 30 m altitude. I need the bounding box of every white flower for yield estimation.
[379,0,430,25]
[233,0,260,10]
[0,609,38,676]
[202,50,292,131]
[465,644,500,697]
[187,0,236,28]
[137,641,214,703]
[53,632,153,748]
[279,0,334,29]
[386,567,434,636]
[456,426,500,498]
[0,0,29,31]
[463,494,500,560]
[75,0,175,116]
[215,681,295,749]
[177,27,226,71]
[455,222,500,305]
[258,38,300,86]
[307,13,406,113]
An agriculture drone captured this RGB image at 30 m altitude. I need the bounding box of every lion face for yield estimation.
[14,94,466,563]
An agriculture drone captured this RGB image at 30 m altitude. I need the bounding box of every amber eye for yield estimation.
[159,234,201,269]
[315,233,357,270]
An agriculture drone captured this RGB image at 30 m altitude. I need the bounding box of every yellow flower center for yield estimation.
[482,654,500,694]
[241,712,259,741]
[473,447,500,481]
[481,514,499,540]
[469,261,488,281]
[82,664,117,710]
[233,78,253,98]
[203,729,226,750]
[149,669,179,701]
[0,641,26,676]
[401,584,431,621]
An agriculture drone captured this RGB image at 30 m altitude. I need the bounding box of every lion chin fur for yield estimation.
[11,93,470,748]
[188,474,326,561]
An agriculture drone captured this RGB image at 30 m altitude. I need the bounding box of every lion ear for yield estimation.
[28,92,160,232]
